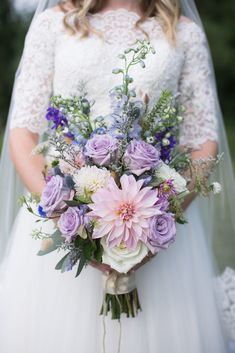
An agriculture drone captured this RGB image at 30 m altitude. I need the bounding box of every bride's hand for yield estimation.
[89,251,156,275]
[128,251,157,273]
[89,260,112,274]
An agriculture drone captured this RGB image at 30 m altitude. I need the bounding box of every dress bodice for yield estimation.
[10,8,218,149]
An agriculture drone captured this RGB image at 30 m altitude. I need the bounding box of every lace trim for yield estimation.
[88,9,159,46]
[10,10,63,134]
[178,22,218,149]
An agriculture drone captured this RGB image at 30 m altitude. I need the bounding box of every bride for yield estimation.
[0,0,235,352]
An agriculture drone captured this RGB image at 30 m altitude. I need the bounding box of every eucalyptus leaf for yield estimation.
[37,230,64,256]
[75,254,86,278]
[65,200,81,207]
[55,252,71,271]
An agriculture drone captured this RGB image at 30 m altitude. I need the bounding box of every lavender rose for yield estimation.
[123,140,160,176]
[58,207,87,242]
[40,175,73,217]
[85,134,119,166]
[147,213,176,253]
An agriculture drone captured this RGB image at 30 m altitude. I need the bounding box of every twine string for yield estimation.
[102,271,124,353]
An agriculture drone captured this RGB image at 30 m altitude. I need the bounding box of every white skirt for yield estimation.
[0,201,228,353]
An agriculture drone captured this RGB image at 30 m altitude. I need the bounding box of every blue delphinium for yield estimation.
[91,127,107,137]
[38,205,46,218]
[129,120,142,140]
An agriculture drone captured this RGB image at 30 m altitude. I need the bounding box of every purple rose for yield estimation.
[123,140,160,176]
[85,134,119,166]
[40,175,73,217]
[58,207,86,243]
[147,213,176,252]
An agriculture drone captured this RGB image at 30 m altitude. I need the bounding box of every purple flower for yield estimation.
[129,120,142,139]
[64,131,75,140]
[64,250,81,272]
[85,134,119,166]
[58,207,87,243]
[123,140,160,176]
[147,213,176,252]
[40,175,73,217]
[156,195,169,212]
[155,129,177,163]
[109,89,128,115]
[46,107,68,129]
[109,126,125,139]
[159,180,177,197]
[91,127,107,137]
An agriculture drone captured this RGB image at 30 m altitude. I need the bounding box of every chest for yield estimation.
[54,31,184,95]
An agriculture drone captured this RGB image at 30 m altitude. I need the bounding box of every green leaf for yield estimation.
[55,252,71,271]
[51,160,59,167]
[18,195,26,206]
[74,236,84,248]
[27,207,33,214]
[82,241,94,260]
[37,230,64,256]
[65,200,81,207]
[93,241,103,262]
[75,254,86,278]
[176,217,188,225]
[76,195,92,204]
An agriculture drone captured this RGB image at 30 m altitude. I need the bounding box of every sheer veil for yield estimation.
[0,0,234,278]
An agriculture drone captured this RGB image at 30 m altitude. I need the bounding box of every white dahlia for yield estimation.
[73,166,111,199]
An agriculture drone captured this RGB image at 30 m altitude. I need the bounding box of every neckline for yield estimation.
[89,8,143,20]
[47,7,156,26]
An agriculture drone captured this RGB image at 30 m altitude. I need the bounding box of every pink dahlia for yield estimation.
[88,174,161,250]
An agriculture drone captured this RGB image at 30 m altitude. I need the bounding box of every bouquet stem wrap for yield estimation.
[100,271,142,320]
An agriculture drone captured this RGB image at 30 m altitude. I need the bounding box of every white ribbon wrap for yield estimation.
[102,271,136,295]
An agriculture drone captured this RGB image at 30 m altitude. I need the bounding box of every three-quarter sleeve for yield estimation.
[10,10,56,134]
[178,22,218,151]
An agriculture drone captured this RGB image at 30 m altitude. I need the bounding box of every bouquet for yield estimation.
[22,40,221,320]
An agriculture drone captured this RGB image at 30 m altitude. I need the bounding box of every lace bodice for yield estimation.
[10,8,218,150]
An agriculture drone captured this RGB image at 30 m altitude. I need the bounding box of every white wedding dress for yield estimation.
[0,8,228,353]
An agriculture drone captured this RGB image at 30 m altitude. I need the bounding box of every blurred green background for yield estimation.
[0,0,235,160]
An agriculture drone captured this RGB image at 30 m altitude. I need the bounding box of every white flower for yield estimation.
[155,162,189,195]
[211,182,222,194]
[146,136,155,144]
[73,166,111,198]
[162,138,170,146]
[177,116,183,123]
[101,237,149,274]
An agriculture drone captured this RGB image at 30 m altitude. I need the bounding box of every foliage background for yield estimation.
[0,0,235,160]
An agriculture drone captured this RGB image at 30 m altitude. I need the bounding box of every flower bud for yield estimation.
[162,138,170,146]
[211,182,222,194]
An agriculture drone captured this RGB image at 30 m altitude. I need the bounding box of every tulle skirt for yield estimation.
[0,201,228,353]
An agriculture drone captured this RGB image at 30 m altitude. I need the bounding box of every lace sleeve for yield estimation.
[178,22,218,150]
[10,10,57,134]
